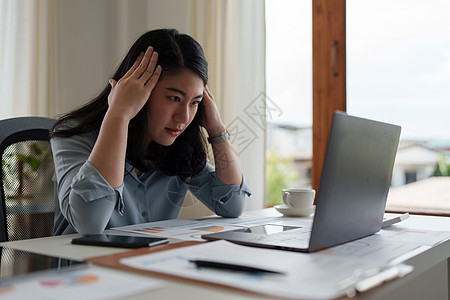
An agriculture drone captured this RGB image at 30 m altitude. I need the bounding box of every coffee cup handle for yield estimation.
[285,192,292,207]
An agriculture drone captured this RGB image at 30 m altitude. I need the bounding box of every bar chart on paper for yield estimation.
[0,268,161,300]
[134,227,167,234]
[112,219,238,241]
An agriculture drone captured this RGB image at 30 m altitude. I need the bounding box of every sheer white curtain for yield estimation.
[187,0,266,212]
[0,0,61,119]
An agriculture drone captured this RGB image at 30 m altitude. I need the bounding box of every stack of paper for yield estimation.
[120,240,412,299]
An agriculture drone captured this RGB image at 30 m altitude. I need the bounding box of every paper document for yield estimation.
[0,266,162,300]
[112,215,293,241]
[317,236,424,261]
[120,240,412,300]
[378,227,450,247]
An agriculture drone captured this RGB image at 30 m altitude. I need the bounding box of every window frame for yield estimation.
[312,0,347,192]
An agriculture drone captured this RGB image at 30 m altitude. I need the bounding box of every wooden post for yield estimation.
[312,0,347,194]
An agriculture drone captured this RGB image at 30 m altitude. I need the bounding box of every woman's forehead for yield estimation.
[157,69,204,91]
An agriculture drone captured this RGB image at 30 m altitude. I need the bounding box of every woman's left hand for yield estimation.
[202,86,226,137]
[202,86,242,186]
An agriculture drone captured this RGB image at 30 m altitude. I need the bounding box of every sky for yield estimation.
[266,0,450,142]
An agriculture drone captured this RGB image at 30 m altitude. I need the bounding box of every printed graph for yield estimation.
[134,227,167,234]
[168,226,225,240]
[39,274,99,288]
[192,226,224,233]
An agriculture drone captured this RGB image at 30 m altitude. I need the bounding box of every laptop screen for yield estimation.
[308,112,401,251]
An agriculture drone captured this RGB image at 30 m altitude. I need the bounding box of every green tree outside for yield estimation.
[265,149,299,206]
[433,153,450,176]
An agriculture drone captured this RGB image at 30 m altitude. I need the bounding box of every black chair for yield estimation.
[0,117,56,242]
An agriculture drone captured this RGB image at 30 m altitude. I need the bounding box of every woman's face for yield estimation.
[146,68,204,146]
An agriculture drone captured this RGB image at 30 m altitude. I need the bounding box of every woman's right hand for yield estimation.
[107,46,162,121]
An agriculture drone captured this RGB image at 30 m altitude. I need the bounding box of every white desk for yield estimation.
[1,209,449,300]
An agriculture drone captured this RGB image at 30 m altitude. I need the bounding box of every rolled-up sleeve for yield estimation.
[187,162,251,217]
[51,132,123,235]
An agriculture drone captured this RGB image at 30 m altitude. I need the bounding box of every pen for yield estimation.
[189,259,285,275]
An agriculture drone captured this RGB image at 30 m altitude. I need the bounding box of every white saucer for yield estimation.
[274,204,315,217]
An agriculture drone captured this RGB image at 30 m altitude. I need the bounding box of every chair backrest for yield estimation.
[0,117,56,242]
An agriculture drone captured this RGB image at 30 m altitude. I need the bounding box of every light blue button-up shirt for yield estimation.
[51,128,251,235]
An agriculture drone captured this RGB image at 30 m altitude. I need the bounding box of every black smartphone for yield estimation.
[71,234,169,248]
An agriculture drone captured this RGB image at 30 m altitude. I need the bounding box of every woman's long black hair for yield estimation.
[50,29,208,179]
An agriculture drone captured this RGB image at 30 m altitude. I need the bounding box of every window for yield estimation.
[347,0,450,215]
[266,0,450,215]
[405,171,417,185]
[265,0,313,206]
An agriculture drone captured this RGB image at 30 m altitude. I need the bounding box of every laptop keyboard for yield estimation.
[259,227,311,247]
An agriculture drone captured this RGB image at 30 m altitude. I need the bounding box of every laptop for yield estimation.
[202,111,401,252]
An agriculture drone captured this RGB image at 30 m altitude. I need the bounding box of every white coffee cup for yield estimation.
[282,188,315,209]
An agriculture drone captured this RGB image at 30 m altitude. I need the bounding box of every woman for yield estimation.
[50,29,251,235]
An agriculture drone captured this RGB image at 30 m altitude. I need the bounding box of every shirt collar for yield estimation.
[124,160,140,181]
